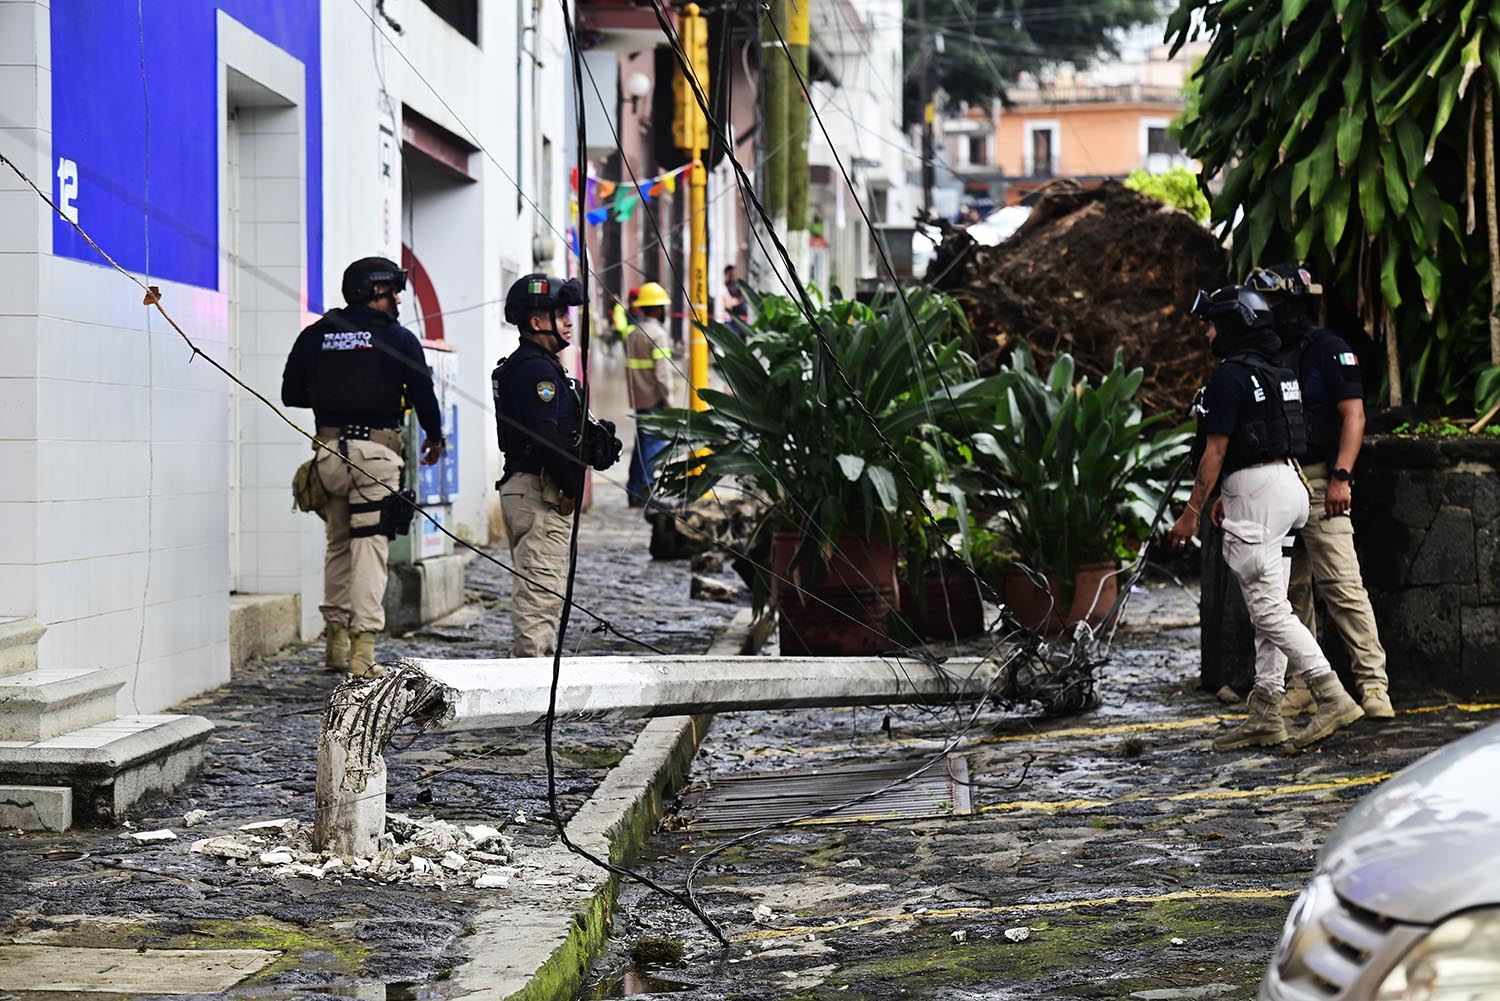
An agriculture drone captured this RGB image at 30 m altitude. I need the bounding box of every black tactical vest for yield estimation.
[1224,352,1308,471]
[1282,330,1344,457]
[490,354,524,456]
[490,349,578,456]
[310,309,408,420]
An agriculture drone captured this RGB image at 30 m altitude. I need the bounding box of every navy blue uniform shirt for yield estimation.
[1199,361,1265,439]
[496,339,579,430]
[1295,329,1364,465]
[493,338,583,490]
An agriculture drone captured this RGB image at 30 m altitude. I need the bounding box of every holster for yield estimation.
[378,488,419,539]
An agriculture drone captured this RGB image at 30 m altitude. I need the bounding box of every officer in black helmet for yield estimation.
[1167,284,1363,750]
[492,273,621,657]
[282,256,445,678]
[1246,263,1394,721]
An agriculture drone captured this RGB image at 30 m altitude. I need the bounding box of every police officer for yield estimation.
[1246,264,1395,721]
[493,273,622,657]
[1167,285,1363,749]
[624,281,677,508]
[281,256,445,677]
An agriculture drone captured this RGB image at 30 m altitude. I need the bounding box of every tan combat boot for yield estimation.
[1212,686,1290,750]
[324,618,351,672]
[1278,684,1315,717]
[1294,672,1365,747]
[1361,686,1396,720]
[348,631,383,679]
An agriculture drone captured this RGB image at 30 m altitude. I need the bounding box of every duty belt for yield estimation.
[317,425,404,454]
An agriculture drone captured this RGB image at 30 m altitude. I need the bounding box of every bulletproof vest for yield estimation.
[491,349,578,457]
[1224,352,1307,471]
[310,309,407,419]
[490,355,525,456]
[1289,330,1344,456]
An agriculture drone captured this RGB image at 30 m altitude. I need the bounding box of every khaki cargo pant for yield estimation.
[316,436,404,634]
[1284,463,1390,696]
[1218,462,1334,693]
[500,472,573,657]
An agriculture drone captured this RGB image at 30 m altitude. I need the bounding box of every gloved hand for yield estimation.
[586,418,622,471]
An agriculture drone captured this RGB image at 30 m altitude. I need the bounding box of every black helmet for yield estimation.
[1248,262,1322,331]
[505,273,584,326]
[342,256,408,305]
[1191,284,1277,357]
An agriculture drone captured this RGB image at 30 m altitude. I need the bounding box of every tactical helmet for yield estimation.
[1248,262,1322,330]
[1246,262,1323,298]
[1191,285,1274,330]
[633,282,670,308]
[342,256,408,305]
[505,273,584,326]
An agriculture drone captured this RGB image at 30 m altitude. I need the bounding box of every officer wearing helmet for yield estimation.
[624,281,678,508]
[493,273,622,656]
[1167,284,1364,750]
[281,256,445,677]
[1240,264,1394,721]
